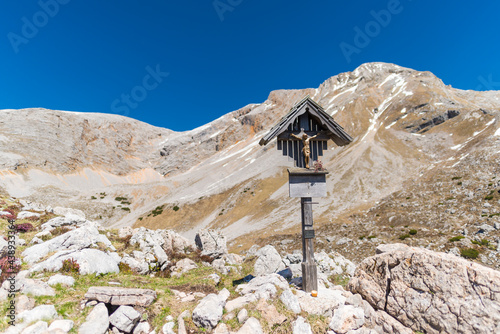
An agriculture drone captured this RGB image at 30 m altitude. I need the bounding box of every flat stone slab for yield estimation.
[84,286,157,307]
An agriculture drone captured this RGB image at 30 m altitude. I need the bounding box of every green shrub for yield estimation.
[449,236,464,242]
[471,239,489,246]
[409,229,417,235]
[152,205,164,216]
[399,234,410,240]
[115,196,127,201]
[460,248,479,259]
[457,181,462,185]
[91,196,97,200]
[61,258,80,273]
[121,207,130,212]
[451,176,462,180]
[118,262,133,274]
[367,235,377,239]
[485,195,494,200]
[359,236,365,240]
[172,205,179,212]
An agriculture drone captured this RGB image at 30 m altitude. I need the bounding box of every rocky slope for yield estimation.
[1,62,500,268]
[2,199,500,334]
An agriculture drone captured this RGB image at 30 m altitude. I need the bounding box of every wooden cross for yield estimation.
[260,96,352,292]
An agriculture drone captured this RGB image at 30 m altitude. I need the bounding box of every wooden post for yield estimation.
[288,168,327,292]
[301,197,318,292]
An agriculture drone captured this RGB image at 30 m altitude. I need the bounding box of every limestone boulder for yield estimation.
[195,229,227,259]
[18,305,57,324]
[315,251,356,276]
[348,244,500,334]
[129,227,170,269]
[30,249,119,275]
[237,317,263,334]
[109,305,141,333]
[329,305,365,334]
[293,316,312,334]
[78,302,109,334]
[171,258,198,277]
[48,274,75,286]
[40,215,88,231]
[22,223,114,264]
[84,286,157,307]
[192,288,230,329]
[253,245,286,276]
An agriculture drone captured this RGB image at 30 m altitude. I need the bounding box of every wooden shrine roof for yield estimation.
[259,96,353,146]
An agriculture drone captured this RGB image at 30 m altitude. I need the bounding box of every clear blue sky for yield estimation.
[1,1,499,131]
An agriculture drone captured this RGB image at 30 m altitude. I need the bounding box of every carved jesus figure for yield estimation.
[291,131,318,169]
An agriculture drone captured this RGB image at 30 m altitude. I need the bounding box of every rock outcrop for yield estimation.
[348,244,500,334]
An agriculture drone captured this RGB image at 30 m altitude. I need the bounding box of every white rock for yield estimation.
[171,258,198,277]
[237,309,248,323]
[17,211,41,220]
[280,289,301,313]
[20,321,47,334]
[48,274,75,286]
[120,255,149,275]
[18,305,57,324]
[192,290,229,329]
[296,286,346,316]
[23,223,114,264]
[254,245,285,276]
[48,319,74,332]
[213,323,230,334]
[30,248,119,275]
[195,229,228,258]
[118,226,133,239]
[336,237,351,245]
[109,305,141,333]
[329,305,365,333]
[237,317,263,334]
[293,316,313,334]
[132,321,150,334]
[29,237,44,245]
[348,245,500,334]
[78,302,109,334]
[161,321,175,334]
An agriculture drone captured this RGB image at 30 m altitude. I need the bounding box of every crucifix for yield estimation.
[290,130,318,169]
[259,96,352,292]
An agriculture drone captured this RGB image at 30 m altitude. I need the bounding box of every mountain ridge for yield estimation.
[1,62,500,263]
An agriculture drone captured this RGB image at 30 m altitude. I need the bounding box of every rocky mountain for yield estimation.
[1,62,500,267]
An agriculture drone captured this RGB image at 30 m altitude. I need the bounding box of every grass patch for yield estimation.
[471,239,489,247]
[460,248,479,259]
[449,236,464,242]
[328,274,350,287]
[409,229,417,235]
